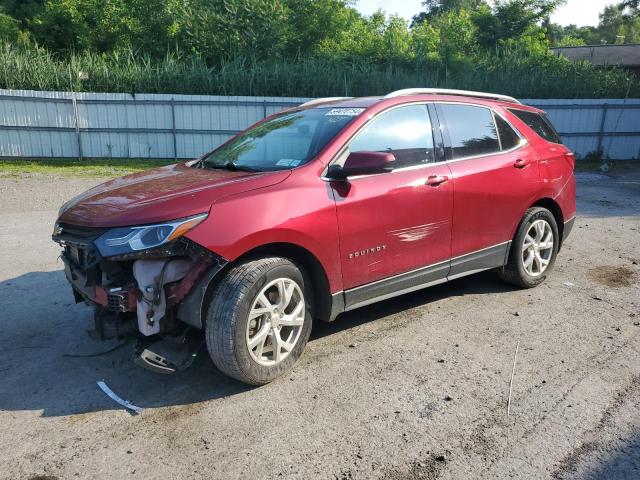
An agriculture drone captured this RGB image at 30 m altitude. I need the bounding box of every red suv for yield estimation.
[53,89,576,385]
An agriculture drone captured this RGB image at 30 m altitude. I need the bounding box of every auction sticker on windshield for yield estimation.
[325,108,365,116]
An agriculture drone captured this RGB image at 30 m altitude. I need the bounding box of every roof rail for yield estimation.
[299,97,353,108]
[384,88,521,104]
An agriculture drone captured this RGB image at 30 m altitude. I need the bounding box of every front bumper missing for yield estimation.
[61,253,137,312]
[55,228,228,336]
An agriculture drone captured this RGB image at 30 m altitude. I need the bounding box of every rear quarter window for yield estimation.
[508,108,562,144]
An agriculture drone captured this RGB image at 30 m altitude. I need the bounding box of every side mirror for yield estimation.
[327,151,396,180]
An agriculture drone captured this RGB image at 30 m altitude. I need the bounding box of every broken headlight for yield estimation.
[95,213,208,257]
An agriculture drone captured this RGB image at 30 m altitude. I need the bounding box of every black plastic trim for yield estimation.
[327,292,346,322]
[176,256,228,329]
[344,260,450,311]
[562,216,575,243]
[448,242,510,278]
[336,241,511,314]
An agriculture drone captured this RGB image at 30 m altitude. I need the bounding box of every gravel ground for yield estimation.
[0,168,639,480]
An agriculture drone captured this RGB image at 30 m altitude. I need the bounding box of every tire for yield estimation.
[205,257,313,385]
[498,207,559,288]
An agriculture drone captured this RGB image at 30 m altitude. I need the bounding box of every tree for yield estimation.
[412,0,486,26]
[472,0,564,48]
[0,12,21,42]
[434,9,478,60]
[172,0,290,62]
[592,3,640,44]
[316,10,409,61]
[31,0,182,55]
[283,0,360,56]
[0,0,46,28]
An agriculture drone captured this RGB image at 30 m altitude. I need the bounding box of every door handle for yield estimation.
[426,175,449,186]
[514,158,530,169]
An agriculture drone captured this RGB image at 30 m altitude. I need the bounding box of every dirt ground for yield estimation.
[1,168,639,480]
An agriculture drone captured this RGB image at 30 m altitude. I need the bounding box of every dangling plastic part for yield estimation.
[132,259,194,336]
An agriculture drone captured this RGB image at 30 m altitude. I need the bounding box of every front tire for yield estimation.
[205,257,312,385]
[498,207,559,288]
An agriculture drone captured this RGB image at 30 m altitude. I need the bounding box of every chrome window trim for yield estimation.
[435,101,527,161]
[321,101,436,179]
[321,100,528,182]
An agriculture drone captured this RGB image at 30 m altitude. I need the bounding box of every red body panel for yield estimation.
[57,94,576,299]
[504,106,577,225]
[185,163,345,293]
[58,163,290,227]
[447,142,541,258]
[330,163,453,289]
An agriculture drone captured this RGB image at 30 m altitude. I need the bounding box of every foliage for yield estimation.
[0,43,637,99]
[0,0,637,98]
[411,0,487,26]
[0,12,21,41]
[550,2,640,45]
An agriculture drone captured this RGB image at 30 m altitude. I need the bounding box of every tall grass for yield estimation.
[0,44,638,98]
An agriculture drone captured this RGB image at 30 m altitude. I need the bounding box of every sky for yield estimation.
[355,0,618,26]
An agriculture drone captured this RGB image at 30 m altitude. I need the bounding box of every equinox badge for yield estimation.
[348,245,386,259]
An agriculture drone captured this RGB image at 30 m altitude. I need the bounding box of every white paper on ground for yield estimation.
[97,380,143,414]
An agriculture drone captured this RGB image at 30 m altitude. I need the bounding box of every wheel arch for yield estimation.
[530,197,564,247]
[220,242,335,322]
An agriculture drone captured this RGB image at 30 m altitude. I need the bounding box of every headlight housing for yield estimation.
[95,213,208,257]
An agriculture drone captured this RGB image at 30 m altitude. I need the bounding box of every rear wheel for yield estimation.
[205,257,312,385]
[498,207,559,288]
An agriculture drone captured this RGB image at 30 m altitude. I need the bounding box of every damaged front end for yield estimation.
[52,216,227,372]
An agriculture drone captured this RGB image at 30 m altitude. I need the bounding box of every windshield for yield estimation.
[199,107,363,171]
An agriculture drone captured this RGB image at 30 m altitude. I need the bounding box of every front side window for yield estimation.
[508,108,562,144]
[439,104,500,159]
[200,107,361,171]
[347,104,434,168]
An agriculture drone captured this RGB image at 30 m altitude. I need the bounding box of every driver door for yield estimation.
[329,104,453,309]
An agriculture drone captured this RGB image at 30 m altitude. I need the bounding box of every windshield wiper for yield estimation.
[199,161,262,173]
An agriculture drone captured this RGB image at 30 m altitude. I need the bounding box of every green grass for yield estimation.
[2,157,636,180]
[0,158,176,178]
[1,44,638,98]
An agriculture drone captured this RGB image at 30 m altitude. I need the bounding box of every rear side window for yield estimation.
[508,109,562,144]
[494,114,521,150]
[439,104,500,159]
[349,104,434,168]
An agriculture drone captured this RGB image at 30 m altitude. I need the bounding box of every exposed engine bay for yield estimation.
[52,222,226,373]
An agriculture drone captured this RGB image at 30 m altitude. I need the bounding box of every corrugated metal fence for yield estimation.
[0,89,638,160]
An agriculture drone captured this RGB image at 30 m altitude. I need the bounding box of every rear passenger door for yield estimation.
[436,103,539,277]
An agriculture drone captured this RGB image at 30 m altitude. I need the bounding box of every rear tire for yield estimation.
[498,207,559,288]
[205,257,312,385]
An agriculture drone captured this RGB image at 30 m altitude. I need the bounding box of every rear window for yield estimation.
[439,104,500,159]
[508,109,562,144]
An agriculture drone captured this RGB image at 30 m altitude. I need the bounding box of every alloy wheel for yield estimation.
[245,278,305,366]
[521,219,554,277]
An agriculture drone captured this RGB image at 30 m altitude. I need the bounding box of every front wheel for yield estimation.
[498,207,559,288]
[205,257,312,385]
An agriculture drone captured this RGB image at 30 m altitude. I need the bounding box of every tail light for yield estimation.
[564,151,576,171]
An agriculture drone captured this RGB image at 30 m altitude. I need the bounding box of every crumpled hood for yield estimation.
[58,163,290,227]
